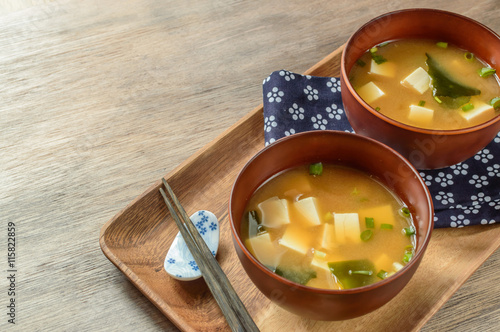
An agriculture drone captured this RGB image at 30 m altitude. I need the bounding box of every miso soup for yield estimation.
[349,39,500,130]
[241,163,416,290]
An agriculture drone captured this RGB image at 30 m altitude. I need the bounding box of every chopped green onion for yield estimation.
[365,217,375,229]
[371,54,387,65]
[436,41,448,48]
[464,52,475,62]
[359,197,369,203]
[381,223,393,230]
[376,269,388,279]
[478,67,496,77]
[309,162,323,176]
[461,103,474,112]
[403,251,413,263]
[403,227,416,236]
[351,187,360,195]
[490,97,500,109]
[360,229,373,242]
[418,100,426,107]
[400,207,411,217]
[405,245,414,251]
[314,249,327,259]
[434,96,442,104]
[356,59,366,67]
[369,47,387,64]
[349,270,373,276]
[374,107,381,112]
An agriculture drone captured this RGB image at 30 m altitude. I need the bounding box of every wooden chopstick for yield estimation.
[159,179,259,332]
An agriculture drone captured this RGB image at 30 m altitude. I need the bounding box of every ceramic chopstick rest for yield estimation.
[164,210,220,281]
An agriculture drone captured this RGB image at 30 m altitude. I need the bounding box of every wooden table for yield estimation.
[1,0,499,331]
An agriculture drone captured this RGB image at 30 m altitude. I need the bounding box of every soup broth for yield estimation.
[241,163,416,290]
[349,39,500,130]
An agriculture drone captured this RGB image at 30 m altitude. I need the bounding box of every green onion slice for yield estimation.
[403,251,413,263]
[309,162,323,176]
[434,96,442,104]
[400,207,411,217]
[349,270,373,276]
[381,223,393,230]
[490,97,500,109]
[360,229,373,242]
[356,59,366,67]
[403,227,416,236]
[436,41,448,48]
[365,217,375,229]
[478,67,496,77]
[464,52,475,62]
[377,270,388,279]
[461,103,474,112]
[374,107,381,112]
[418,100,426,107]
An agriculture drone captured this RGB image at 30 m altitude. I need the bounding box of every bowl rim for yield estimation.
[341,8,500,136]
[229,130,434,295]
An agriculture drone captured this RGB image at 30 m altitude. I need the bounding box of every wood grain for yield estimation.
[1,0,500,331]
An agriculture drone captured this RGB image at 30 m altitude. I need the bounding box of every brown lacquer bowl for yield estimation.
[229,131,434,320]
[340,9,500,169]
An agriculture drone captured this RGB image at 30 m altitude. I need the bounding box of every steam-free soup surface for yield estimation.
[349,39,500,130]
[241,163,415,290]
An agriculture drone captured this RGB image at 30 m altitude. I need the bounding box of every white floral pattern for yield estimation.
[279,70,296,81]
[288,103,305,121]
[311,114,328,130]
[267,87,284,103]
[487,164,500,177]
[450,214,470,228]
[435,191,454,205]
[434,172,454,187]
[264,115,277,133]
[326,77,341,93]
[469,174,489,188]
[474,148,494,164]
[450,163,469,176]
[326,103,343,120]
[304,85,319,101]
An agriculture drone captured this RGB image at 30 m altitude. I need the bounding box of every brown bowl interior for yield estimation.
[229,131,434,320]
[341,9,500,169]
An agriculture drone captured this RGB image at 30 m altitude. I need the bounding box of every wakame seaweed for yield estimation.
[275,266,317,285]
[426,53,481,99]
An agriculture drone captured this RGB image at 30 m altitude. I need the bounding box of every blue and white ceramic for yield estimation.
[164,210,220,281]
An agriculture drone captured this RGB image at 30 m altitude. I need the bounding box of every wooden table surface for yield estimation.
[1,0,499,331]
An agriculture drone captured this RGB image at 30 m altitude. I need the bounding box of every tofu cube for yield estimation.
[294,197,321,226]
[334,213,361,244]
[401,67,430,94]
[369,59,397,77]
[245,233,282,268]
[356,82,385,104]
[408,105,434,125]
[459,99,495,122]
[258,197,290,228]
[320,223,336,249]
[359,205,396,227]
[279,225,311,255]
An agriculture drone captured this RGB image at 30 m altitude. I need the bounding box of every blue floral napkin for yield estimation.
[262,70,500,228]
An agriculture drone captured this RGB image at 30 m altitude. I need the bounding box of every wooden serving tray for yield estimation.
[99,45,500,331]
